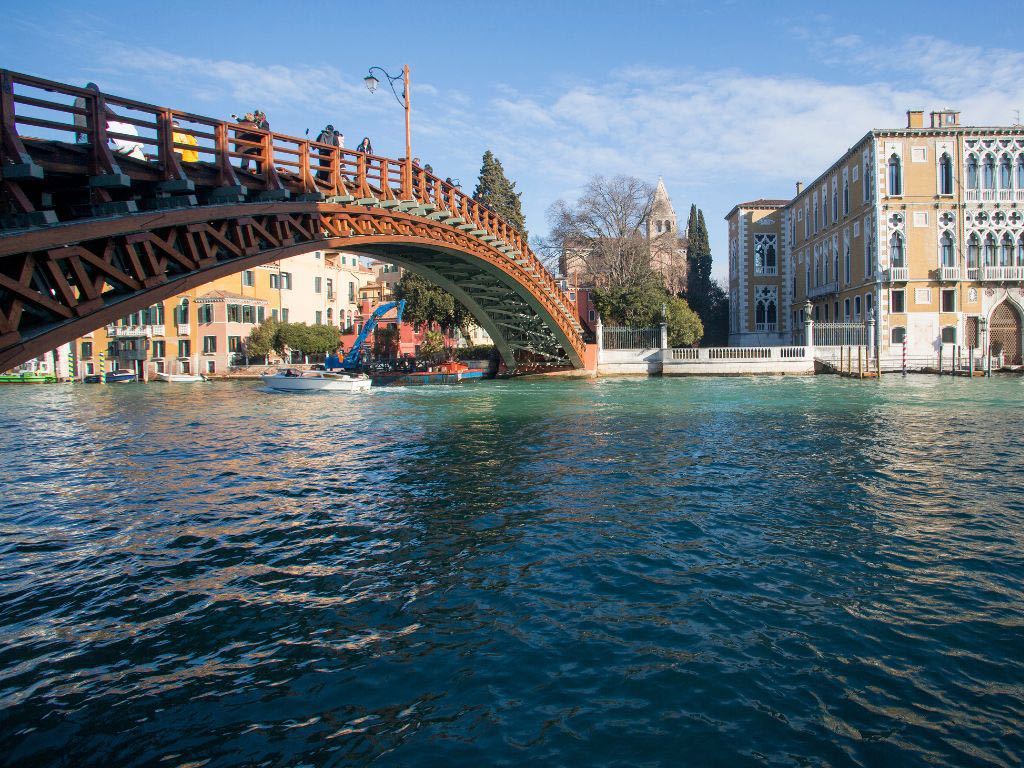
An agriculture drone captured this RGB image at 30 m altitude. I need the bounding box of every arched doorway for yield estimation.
[989,301,1022,364]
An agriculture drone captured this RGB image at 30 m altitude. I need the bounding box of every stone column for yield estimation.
[803,299,814,350]
[865,314,876,359]
[595,312,604,362]
[660,302,669,351]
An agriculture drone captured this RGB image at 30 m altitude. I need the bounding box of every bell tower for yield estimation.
[648,177,677,240]
[648,178,687,293]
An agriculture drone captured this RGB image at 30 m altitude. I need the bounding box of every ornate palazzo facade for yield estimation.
[727,109,1024,363]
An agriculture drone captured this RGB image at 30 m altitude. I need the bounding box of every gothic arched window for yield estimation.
[940,231,955,267]
[1018,234,1024,267]
[1000,154,1013,188]
[890,232,905,267]
[888,154,902,195]
[966,155,979,189]
[843,179,849,214]
[754,286,778,330]
[665,221,671,232]
[939,153,953,195]
[983,154,996,190]
[175,298,189,325]
[754,234,777,275]
[967,234,980,268]
[984,233,997,266]
[1001,233,1014,266]
[1017,156,1024,189]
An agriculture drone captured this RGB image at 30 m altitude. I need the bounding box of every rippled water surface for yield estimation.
[1,375,1024,767]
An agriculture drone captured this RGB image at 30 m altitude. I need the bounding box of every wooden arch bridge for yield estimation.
[0,70,589,372]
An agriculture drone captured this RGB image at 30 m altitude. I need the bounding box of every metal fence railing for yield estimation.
[813,322,865,347]
[602,326,660,350]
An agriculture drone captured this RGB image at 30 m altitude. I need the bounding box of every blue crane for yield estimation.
[325,300,406,370]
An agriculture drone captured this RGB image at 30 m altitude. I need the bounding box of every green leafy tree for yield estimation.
[419,329,446,357]
[303,324,342,356]
[245,318,279,358]
[394,272,472,337]
[591,271,667,327]
[473,150,527,238]
[593,271,703,346]
[665,295,703,347]
[275,323,309,357]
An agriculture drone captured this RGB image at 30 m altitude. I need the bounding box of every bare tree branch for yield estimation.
[546,175,656,288]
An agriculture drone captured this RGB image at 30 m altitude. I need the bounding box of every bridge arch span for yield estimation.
[0,204,584,371]
[0,71,587,371]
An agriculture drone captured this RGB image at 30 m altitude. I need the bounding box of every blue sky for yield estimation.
[7,0,1024,280]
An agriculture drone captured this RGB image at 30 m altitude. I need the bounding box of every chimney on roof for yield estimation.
[907,110,924,129]
[930,109,960,128]
[795,181,804,195]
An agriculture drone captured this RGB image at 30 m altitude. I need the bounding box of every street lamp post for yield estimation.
[364,65,411,196]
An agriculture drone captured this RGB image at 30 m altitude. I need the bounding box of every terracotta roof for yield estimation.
[734,199,789,208]
[725,198,790,221]
[196,289,267,303]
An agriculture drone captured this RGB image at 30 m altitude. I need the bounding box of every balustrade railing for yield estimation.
[886,267,909,282]
[939,266,960,281]
[667,346,808,362]
[982,265,1024,281]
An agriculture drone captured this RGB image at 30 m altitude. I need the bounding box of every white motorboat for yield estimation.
[261,369,372,393]
[155,372,205,383]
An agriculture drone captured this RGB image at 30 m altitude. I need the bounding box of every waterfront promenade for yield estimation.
[1,376,1022,766]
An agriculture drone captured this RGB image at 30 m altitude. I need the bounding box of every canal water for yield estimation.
[1,375,1022,767]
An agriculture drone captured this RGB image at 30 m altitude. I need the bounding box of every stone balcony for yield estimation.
[981,265,1024,281]
[807,281,839,299]
[885,267,909,283]
[107,325,164,338]
[964,189,1024,203]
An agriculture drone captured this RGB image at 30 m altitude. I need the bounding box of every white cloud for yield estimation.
[52,32,1024,281]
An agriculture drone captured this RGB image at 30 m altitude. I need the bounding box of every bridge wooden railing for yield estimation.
[0,70,582,341]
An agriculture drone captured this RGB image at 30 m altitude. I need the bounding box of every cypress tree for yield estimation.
[473,150,527,238]
[686,206,712,300]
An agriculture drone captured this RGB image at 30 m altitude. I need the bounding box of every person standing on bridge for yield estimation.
[172,120,199,162]
[73,82,99,143]
[235,112,261,172]
[356,137,373,155]
[314,124,338,181]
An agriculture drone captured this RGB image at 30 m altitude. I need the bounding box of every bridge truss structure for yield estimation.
[0,70,587,372]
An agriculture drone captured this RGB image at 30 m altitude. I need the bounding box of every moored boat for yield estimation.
[261,369,371,393]
[155,372,205,383]
[0,370,57,384]
[104,369,138,383]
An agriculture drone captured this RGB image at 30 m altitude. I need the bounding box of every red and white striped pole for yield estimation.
[902,337,907,377]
